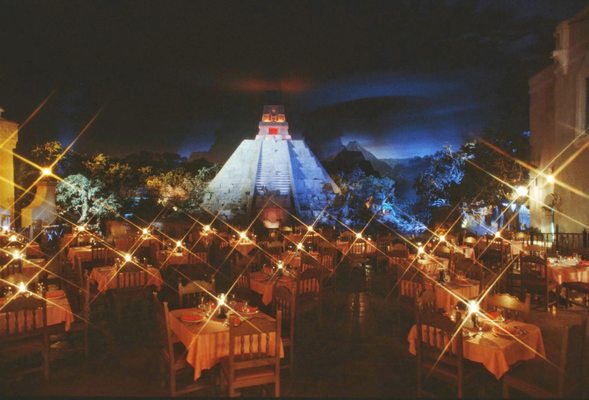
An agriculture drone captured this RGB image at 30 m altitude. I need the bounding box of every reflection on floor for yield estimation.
[2,266,588,398]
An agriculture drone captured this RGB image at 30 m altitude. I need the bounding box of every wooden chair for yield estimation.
[519,254,557,311]
[91,243,114,264]
[219,311,282,397]
[502,319,587,398]
[178,277,215,308]
[272,286,295,372]
[295,267,322,319]
[153,293,210,397]
[1,259,22,279]
[300,253,320,272]
[482,293,530,322]
[0,296,49,381]
[318,246,337,272]
[396,263,425,316]
[415,308,476,398]
[454,259,484,290]
[416,288,437,313]
[110,263,153,324]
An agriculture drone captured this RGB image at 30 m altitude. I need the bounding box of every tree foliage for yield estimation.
[56,174,120,224]
[145,166,217,213]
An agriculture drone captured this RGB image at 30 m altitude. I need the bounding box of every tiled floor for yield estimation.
[2,268,589,397]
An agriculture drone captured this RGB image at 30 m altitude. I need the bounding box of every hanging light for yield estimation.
[307,225,314,232]
[355,232,362,239]
[439,235,446,242]
[546,174,555,184]
[40,167,52,177]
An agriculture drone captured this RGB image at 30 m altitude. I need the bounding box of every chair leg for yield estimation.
[502,381,510,398]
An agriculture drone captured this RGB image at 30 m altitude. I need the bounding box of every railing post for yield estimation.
[555,224,559,252]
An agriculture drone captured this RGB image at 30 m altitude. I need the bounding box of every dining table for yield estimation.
[157,250,189,267]
[0,290,74,334]
[168,306,284,381]
[249,271,296,305]
[407,318,545,379]
[547,257,589,284]
[67,245,93,264]
[89,265,163,292]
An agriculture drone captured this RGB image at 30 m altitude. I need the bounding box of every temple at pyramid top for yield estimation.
[202,105,340,227]
[256,105,291,140]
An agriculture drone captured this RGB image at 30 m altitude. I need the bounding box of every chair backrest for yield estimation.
[463,236,476,247]
[349,241,366,255]
[115,263,149,289]
[228,312,281,382]
[415,308,464,395]
[1,259,22,279]
[178,278,215,308]
[188,247,208,265]
[318,246,337,270]
[152,293,175,371]
[434,244,452,259]
[398,264,424,300]
[482,293,530,321]
[454,259,482,281]
[296,267,322,295]
[559,319,587,394]
[300,253,320,272]
[272,286,295,344]
[0,296,47,338]
[92,243,114,264]
[231,264,250,290]
[416,289,437,314]
[450,253,465,272]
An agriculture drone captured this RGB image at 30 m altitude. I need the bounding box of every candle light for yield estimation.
[12,250,22,260]
[8,234,17,242]
[203,225,211,232]
[439,234,446,242]
[296,242,303,250]
[355,232,362,239]
[124,253,132,263]
[307,225,314,232]
[175,240,183,248]
[18,281,27,294]
[239,231,247,240]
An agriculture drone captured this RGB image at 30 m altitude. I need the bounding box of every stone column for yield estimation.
[0,111,19,228]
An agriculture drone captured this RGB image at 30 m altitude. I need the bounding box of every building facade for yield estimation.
[529,6,589,233]
[202,105,340,227]
[0,108,18,229]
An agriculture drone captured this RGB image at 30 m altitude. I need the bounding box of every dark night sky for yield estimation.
[0,0,586,160]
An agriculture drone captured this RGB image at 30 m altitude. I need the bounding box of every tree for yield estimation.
[56,174,120,224]
[145,166,217,213]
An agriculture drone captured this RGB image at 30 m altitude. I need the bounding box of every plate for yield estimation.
[240,307,259,315]
[180,314,204,323]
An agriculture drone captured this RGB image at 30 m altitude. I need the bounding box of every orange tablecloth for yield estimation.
[229,240,257,256]
[548,261,589,284]
[168,308,283,381]
[434,280,479,313]
[249,272,296,305]
[408,321,545,379]
[157,250,189,266]
[89,266,163,292]
[67,246,93,264]
[0,293,74,333]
